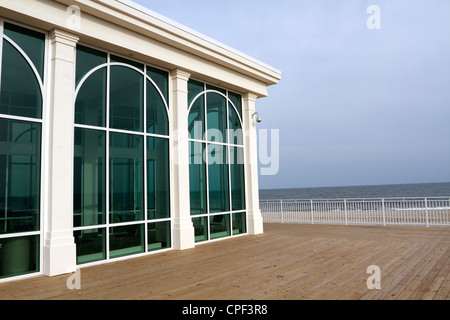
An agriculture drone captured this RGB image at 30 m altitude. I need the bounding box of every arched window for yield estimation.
[188,80,246,242]
[0,22,45,279]
[73,45,171,264]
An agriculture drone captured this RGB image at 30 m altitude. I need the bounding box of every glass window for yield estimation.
[207,144,229,213]
[188,81,246,241]
[206,92,227,143]
[109,224,145,259]
[3,23,45,80]
[147,137,170,220]
[0,40,42,119]
[146,80,168,135]
[232,212,246,235]
[189,142,207,215]
[210,214,230,240]
[230,147,245,211]
[0,119,41,234]
[147,221,170,252]
[109,132,144,223]
[73,128,106,227]
[0,235,39,279]
[192,216,208,243]
[109,66,143,132]
[75,45,107,86]
[74,228,106,264]
[74,47,171,263]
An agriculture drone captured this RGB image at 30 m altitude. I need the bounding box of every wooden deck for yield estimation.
[0,223,449,300]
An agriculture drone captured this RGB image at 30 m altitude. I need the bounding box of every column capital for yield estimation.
[49,29,79,46]
[243,92,258,103]
[170,68,191,82]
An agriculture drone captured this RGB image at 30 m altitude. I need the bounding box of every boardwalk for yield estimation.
[0,223,449,300]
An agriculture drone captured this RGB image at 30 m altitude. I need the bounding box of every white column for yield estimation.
[170,69,195,250]
[243,93,264,235]
[43,29,79,276]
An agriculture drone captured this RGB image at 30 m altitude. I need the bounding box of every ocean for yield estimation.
[259,182,450,200]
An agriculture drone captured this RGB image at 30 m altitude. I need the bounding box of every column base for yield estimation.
[247,209,264,235]
[43,231,77,277]
[172,220,195,251]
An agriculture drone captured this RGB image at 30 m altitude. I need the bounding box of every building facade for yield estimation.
[0,0,280,282]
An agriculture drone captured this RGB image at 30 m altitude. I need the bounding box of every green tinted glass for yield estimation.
[228,91,242,120]
[74,228,106,264]
[232,212,246,235]
[210,214,230,240]
[148,221,171,251]
[146,80,168,135]
[73,128,106,227]
[206,92,227,143]
[230,147,245,211]
[0,235,39,279]
[109,224,145,258]
[109,133,144,223]
[0,119,41,234]
[192,216,208,243]
[207,144,229,213]
[147,66,168,103]
[0,40,42,119]
[147,137,170,220]
[4,23,45,80]
[75,45,107,86]
[75,67,107,127]
[189,142,207,215]
[110,66,143,132]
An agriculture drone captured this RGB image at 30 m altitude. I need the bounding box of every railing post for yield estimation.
[311,200,314,225]
[281,200,284,224]
[425,197,429,228]
[344,199,348,226]
[382,198,386,227]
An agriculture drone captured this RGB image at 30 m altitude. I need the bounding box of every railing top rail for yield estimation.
[260,196,450,202]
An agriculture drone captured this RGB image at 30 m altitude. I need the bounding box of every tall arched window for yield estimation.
[0,21,45,279]
[188,80,246,242]
[73,45,171,264]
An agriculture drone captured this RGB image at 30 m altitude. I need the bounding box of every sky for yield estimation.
[132,0,450,189]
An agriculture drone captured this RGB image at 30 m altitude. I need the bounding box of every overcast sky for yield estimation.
[132,0,450,189]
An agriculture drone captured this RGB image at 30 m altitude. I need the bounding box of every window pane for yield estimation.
[207,144,229,213]
[74,128,106,227]
[110,66,143,132]
[228,106,243,146]
[230,147,246,211]
[192,217,208,243]
[110,55,144,71]
[109,224,144,259]
[0,40,42,119]
[75,45,107,86]
[232,212,246,235]
[74,228,106,264]
[147,66,168,103]
[188,94,205,141]
[206,92,227,143]
[189,142,207,215]
[148,221,171,252]
[228,91,242,120]
[109,133,144,223]
[0,119,40,234]
[188,80,204,106]
[147,137,170,220]
[146,80,168,135]
[0,235,39,279]
[210,214,230,240]
[4,23,45,80]
[75,68,107,127]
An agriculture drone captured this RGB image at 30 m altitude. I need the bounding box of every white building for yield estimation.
[0,0,281,282]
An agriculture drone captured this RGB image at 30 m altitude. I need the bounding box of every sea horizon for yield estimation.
[259,182,450,200]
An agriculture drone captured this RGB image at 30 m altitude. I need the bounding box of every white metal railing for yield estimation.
[260,197,450,227]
